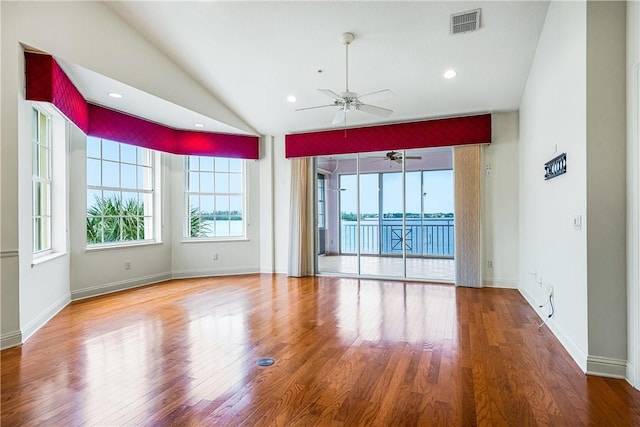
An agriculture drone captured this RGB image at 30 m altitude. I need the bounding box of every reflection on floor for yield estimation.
[317,254,455,282]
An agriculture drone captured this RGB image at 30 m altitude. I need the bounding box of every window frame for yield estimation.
[32,107,52,255]
[184,155,247,241]
[86,137,159,247]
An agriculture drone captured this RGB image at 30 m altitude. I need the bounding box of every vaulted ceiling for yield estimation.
[65,1,550,136]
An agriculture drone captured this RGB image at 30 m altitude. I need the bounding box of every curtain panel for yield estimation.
[288,157,315,277]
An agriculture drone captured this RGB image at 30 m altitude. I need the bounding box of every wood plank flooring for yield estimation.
[2,274,639,426]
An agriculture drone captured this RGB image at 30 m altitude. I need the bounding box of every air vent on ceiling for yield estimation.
[451,9,481,34]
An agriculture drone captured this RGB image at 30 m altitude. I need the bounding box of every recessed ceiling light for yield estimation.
[194,123,205,128]
[443,69,457,79]
[286,95,297,103]
[107,92,123,99]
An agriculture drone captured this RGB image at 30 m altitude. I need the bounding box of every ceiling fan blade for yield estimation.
[295,104,336,112]
[332,108,347,125]
[405,156,423,160]
[358,89,395,103]
[318,89,343,100]
[358,103,393,117]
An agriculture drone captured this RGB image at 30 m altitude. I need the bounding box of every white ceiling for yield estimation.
[66,1,549,136]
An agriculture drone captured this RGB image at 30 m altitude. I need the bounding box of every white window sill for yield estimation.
[31,251,67,267]
[181,238,249,244]
[85,241,163,252]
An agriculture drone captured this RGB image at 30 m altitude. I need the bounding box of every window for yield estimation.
[86,137,156,245]
[185,156,245,239]
[32,108,52,253]
[317,174,326,228]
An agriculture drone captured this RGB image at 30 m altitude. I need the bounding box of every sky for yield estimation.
[339,169,454,216]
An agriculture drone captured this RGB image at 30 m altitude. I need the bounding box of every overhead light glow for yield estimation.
[194,123,205,128]
[107,92,123,99]
[286,95,297,103]
[443,69,457,79]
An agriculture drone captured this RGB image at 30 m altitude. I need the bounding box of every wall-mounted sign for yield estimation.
[545,153,567,180]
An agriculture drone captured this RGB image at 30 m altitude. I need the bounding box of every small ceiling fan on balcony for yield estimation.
[376,151,423,164]
[295,32,394,126]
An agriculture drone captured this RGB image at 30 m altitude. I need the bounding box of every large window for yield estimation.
[86,137,156,245]
[32,108,52,253]
[185,156,245,239]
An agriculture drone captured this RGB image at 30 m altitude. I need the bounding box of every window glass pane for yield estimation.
[87,159,101,186]
[34,182,42,215]
[142,193,153,216]
[229,158,242,172]
[200,172,214,193]
[32,109,39,143]
[188,171,199,192]
[138,147,151,166]
[201,195,214,213]
[121,164,137,190]
[39,114,48,147]
[39,146,50,179]
[215,219,230,237]
[87,190,102,212]
[188,155,200,171]
[87,137,101,158]
[189,195,200,211]
[41,183,51,216]
[229,173,242,193]
[138,166,152,190]
[121,144,137,164]
[103,161,119,188]
[215,157,228,172]
[41,217,51,250]
[34,218,42,251]
[215,172,229,193]
[229,195,242,217]
[200,156,214,171]
[215,195,230,216]
[102,140,119,161]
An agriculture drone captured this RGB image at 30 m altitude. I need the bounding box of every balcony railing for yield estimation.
[340,218,454,257]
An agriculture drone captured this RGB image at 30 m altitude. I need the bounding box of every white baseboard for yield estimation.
[21,293,71,343]
[171,266,259,279]
[519,286,588,372]
[71,272,172,301]
[587,356,628,379]
[484,278,518,289]
[627,361,640,390]
[1,331,22,350]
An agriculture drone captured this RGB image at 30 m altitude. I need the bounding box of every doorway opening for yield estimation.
[316,147,455,282]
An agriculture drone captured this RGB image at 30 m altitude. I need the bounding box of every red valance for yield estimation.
[25,52,259,159]
[285,114,491,158]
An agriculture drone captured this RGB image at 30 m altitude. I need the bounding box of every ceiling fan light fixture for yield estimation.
[444,69,457,79]
[107,91,123,99]
[286,95,297,103]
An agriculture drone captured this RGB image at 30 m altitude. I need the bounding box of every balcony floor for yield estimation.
[317,254,455,283]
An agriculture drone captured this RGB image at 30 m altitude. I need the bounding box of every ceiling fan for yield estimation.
[378,151,423,164]
[296,32,394,125]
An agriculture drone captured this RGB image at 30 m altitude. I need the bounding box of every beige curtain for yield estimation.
[454,145,482,287]
[288,157,314,277]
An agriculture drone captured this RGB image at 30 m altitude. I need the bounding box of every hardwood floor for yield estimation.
[2,274,639,426]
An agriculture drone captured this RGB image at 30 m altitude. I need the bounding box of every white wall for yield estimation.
[273,136,291,274]
[519,1,628,378]
[483,112,519,288]
[519,1,589,369]
[585,0,627,377]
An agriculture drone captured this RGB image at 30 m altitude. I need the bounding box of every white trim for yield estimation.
[519,287,587,372]
[71,272,171,301]
[0,250,19,258]
[21,293,70,343]
[627,63,640,390]
[587,356,627,379]
[0,331,23,350]
[171,267,260,279]
[31,251,66,267]
[483,278,518,289]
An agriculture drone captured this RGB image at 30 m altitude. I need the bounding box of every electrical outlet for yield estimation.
[485,163,492,176]
[125,261,131,270]
[488,260,493,268]
[212,253,218,261]
[573,215,582,230]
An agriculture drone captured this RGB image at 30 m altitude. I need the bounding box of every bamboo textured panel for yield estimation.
[454,145,481,287]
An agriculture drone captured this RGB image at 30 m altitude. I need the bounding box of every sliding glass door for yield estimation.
[316,148,455,282]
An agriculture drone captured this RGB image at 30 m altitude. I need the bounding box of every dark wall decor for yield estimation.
[545,152,567,180]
